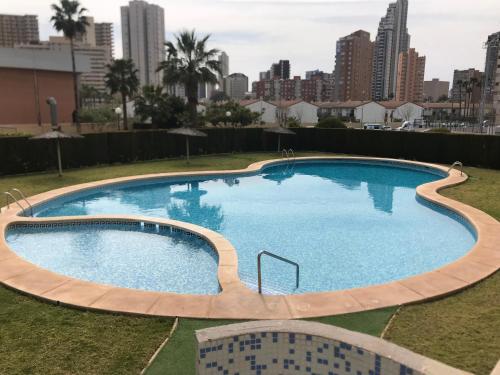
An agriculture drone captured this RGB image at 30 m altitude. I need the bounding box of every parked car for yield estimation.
[396,121,414,131]
[363,123,387,130]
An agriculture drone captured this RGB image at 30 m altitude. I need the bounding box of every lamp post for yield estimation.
[226,111,232,126]
[115,107,123,131]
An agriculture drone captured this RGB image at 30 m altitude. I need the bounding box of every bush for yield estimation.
[80,107,116,124]
[428,127,451,133]
[316,117,346,129]
[287,117,301,128]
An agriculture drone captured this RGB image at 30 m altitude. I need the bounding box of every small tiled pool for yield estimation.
[6,222,219,294]
[6,160,476,295]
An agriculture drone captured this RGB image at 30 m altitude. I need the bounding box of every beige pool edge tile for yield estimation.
[0,156,498,319]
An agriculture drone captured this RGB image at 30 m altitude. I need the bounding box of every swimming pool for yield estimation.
[5,159,476,295]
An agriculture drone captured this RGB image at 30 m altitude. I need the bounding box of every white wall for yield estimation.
[245,100,277,124]
[288,102,319,124]
[391,103,424,122]
[354,102,386,123]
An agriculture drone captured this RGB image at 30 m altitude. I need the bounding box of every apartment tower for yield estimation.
[121,0,165,86]
[95,22,114,59]
[0,14,39,47]
[372,0,410,101]
[395,48,425,102]
[334,30,373,101]
[423,79,450,102]
[224,73,249,100]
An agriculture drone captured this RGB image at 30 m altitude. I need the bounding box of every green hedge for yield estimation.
[0,128,499,175]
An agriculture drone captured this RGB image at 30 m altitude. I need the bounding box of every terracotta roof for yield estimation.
[422,102,464,109]
[315,101,374,109]
[239,99,260,106]
[378,101,424,109]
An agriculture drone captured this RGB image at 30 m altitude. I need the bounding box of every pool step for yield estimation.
[239,272,290,295]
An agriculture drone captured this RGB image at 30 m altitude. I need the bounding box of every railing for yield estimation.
[447,161,463,176]
[3,192,26,215]
[11,188,33,217]
[281,148,296,173]
[1,189,34,216]
[257,250,299,294]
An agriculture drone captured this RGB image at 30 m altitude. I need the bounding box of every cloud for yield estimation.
[2,0,499,83]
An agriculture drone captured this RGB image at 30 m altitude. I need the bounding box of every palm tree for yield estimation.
[456,79,463,121]
[104,59,139,130]
[51,0,89,132]
[158,30,221,126]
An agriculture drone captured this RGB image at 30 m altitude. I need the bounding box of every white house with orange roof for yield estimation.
[317,101,387,124]
[240,99,277,124]
[272,100,319,125]
[379,101,424,123]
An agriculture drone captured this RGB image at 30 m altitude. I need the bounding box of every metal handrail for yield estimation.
[447,161,463,176]
[281,149,289,160]
[3,192,26,215]
[11,188,33,217]
[257,250,299,294]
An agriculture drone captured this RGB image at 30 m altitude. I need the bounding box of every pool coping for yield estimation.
[0,156,499,319]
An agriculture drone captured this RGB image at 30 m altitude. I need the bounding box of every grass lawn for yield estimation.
[384,166,500,375]
[0,286,174,375]
[145,308,397,375]
[0,154,498,374]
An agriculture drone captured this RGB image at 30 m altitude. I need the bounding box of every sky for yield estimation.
[3,0,500,83]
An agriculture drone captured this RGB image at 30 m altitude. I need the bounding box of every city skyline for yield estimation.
[2,0,499,84]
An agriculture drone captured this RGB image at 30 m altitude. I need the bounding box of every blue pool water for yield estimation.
[6,161,476,294]
[6,223,219,294]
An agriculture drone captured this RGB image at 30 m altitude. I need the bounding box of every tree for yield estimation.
[210,90,229,103]
[316,117,346,129]
[437,94,449,102]
[205,101,259,126]
[456,79,463,120]
[51,0,89,132]
[158,30,221,126]
[104,59,139,130]
[134,85,188,128]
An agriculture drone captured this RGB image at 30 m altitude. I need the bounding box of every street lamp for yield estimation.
[226,111,232,126]
[115,107,123,130]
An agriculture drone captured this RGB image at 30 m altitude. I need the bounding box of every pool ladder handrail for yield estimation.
[281,148,296,172]
[257,250,299,294]
[2,188,33,216]
[447,161,463,176]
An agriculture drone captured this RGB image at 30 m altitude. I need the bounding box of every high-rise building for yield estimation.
[334,30,373,101]
[75,16,96,46]
[95,22,114,59]
[121,0,165,87]
[0,14,39,47]
[218,51,229,88]
[372,0,410,101]
[483,32,500,104]
[395,48,425,102]
[450,68,483,103]
[224,73,248,100]
[259,71,270,81]
[423,79,450,102]
[270,60,290,80]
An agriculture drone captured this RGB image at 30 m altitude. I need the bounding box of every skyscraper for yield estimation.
[270,60,290,80]
[334,30,373,101]
[218,51,229,88]
[224,73,248,100]
[483,32,500,104]
[121,0,165,87]
[451,68,483,103]
[372,0,410,101]
[395,48,425,102]
[0,14,39,47]
[95,22,114,59]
